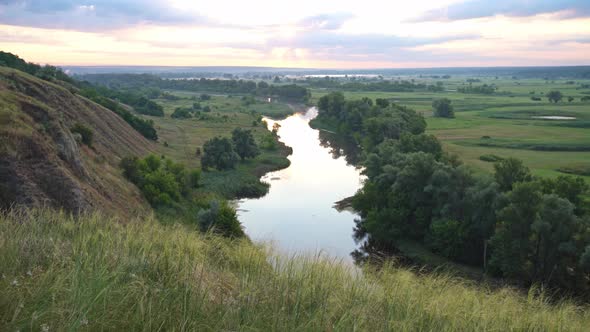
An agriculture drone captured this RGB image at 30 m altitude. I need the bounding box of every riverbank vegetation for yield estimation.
[1,209,589,331]
[315,92,590,296]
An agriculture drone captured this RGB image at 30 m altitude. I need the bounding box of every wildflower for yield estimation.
[80,317,89,326]
[40,324,49,332]
[11,279,19,287]
[26,271,32,277]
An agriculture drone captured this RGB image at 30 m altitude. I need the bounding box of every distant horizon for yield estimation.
[63,64,590,70]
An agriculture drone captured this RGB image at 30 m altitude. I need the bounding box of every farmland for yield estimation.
[309,77,590,179]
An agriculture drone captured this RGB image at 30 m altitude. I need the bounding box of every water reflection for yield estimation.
[238,107,363,262]
[318,130,363,167]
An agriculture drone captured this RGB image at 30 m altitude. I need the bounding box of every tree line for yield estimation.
[303,78,444,92]
[78,73,312,103]
[317,92,590,295]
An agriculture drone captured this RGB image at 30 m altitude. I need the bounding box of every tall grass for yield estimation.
[1,209,589,331]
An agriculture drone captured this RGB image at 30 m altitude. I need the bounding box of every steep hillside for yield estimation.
[0,67,156,215]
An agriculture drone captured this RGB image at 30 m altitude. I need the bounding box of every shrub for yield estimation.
[171,107,192,119]
[201,137,240,171]
[120,155,200,207]
[70,123,94,147]
[479,154,504,162]
[232,128,260,160]
[197,200,244,237]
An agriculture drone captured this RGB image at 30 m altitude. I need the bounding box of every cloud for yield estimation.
[297,13,355,30]
[268,31,477,53]
[413,0,590,22]
[0,0,209,31]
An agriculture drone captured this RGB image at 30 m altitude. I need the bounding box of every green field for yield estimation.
[311,77,590,179]
[142,91,294,199]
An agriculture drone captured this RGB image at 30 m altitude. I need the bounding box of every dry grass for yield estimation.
[1,209,589,331]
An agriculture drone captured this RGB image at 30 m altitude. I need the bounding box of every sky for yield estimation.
[1,0,590,68]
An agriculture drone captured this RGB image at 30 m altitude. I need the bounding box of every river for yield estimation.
[237,107,363,262]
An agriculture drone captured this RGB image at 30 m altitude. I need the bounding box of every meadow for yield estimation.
[144,91,294,199]
[2,209,589,331]
[310,77,590,180]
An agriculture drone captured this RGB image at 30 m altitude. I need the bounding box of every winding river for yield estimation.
[237,107,363,262]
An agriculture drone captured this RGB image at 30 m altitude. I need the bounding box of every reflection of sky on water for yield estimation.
[238,107,363,262]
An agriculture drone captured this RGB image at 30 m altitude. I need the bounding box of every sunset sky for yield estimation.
[1,0,590,68]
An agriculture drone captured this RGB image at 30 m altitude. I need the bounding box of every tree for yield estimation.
[432,98,455,118]
[493,158,532,191]
[427,219,465,259]
[529,194,578,283]
[568,96,575,103]
[232,128,260,160]
[201,137,240,170]
[197,200,244,238]
[375,98,390,108]
[547,90,563,103]
[489,182,542,279]
[581,246,590,273]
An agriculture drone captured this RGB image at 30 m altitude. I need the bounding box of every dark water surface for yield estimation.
[237,107,363,262]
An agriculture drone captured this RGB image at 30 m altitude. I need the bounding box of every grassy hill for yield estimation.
[0,67,155,215]
[1,209,589,331]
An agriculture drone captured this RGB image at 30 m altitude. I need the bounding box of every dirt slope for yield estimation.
[0,67,156,215]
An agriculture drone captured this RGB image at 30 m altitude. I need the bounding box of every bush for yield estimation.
[171,107,192,119]
[232,128,260,160]
[479,154,504,162]
[197,200,244,237]
[70,123,94,147]
[120,155,201,207]
[201,137,240,170]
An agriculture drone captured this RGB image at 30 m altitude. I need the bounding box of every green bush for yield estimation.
[120,154,200,207]
[479,154,504,162]
[70,123,94,147]
[197,200,244,237]
[201,137,240,171]
[171,107,192,119]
